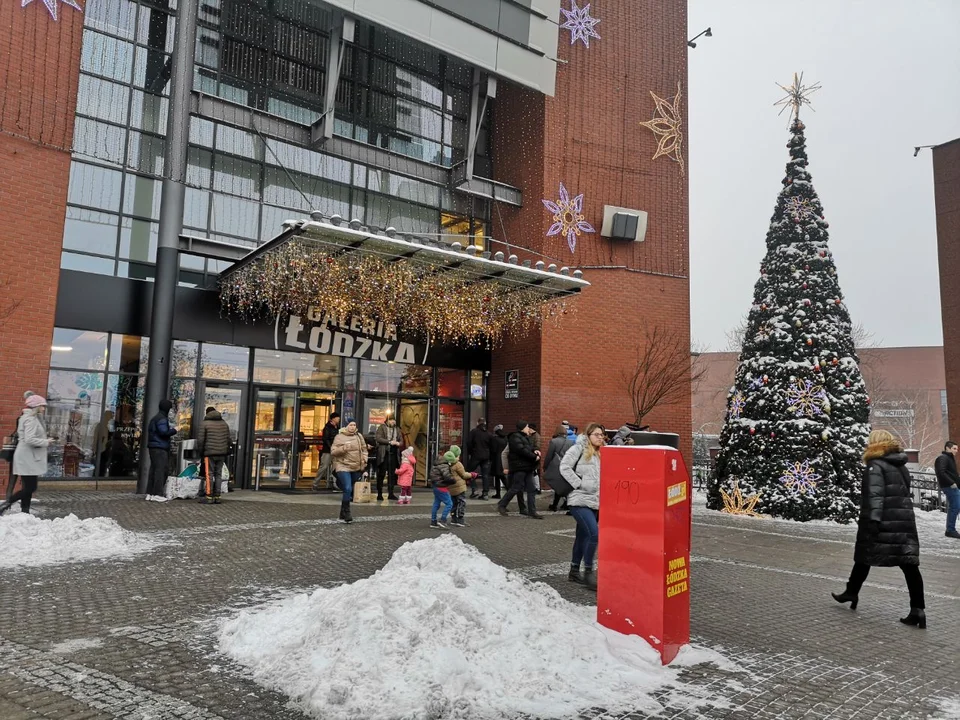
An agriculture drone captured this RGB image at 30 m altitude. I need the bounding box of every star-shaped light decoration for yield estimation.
[729,391,746,420]
[639,82,684,175]
[785,196,814,222]
[560,1,601,48]
[780,459,821,495]
[774,71,821,122]
[785,378,828,418]
[21,0,82,21]
[542,183,595,253]
[720,480,764,517]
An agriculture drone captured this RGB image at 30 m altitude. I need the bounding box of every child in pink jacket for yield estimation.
[396,447,416,504]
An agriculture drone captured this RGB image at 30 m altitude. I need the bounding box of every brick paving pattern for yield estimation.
[1,490,958,719]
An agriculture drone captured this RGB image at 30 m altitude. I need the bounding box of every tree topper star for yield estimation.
[21,0,82,21]
[639,82,685,175]
[560,1,601,48]
[774,71,821,121]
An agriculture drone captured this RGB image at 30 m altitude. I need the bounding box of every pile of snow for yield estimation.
[0,513,161,568]
[220,535,728,720]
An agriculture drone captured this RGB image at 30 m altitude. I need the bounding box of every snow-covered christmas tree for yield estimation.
[711,75,870,523]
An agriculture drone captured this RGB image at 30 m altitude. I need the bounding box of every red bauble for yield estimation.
[835,298,841,304]
[770,432,776,438]
[763,375,769,383]
[749,427,756,435]
[814,364,821,372]
[803,283,808,289]
[866,397,871,405]
[804,299,811,306]
[819,251,826,257]
[832,358,839,366]
[761,304,767,310]
[845,381,851,387]
[806,338,813,345]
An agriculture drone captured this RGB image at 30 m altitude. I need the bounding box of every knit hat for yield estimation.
[345,417,356,425]
[443,450,457,463]
[24,395,47,409]
[516,421,530,432]
[450,444,462,459]
[159,399,173,413]
[401,446,415,460]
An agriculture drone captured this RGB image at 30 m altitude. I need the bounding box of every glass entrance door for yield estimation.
[199,382,245,486]
[398,398,430,485]
[251,388,296,489]
[295,391,336,489]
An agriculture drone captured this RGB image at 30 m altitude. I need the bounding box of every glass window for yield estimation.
[103,373,145,477]
[254,350,340,387]
[438,400,464,450]
[184,187,211,230]
[437,368,465,398]
[50,329,108,370]
[172,340,200,377]
[171,378,196,438]
[109,334,149,374]
[85,0,137,39]
[73,118,126,166]
[45,369,105,478]
[360,362,431,394]
[211,194,260,239]
[68,163,123,212]
[470,400,486,428]
[61,252,115,275]
[116,261,156,281]
[80,31,135,82]
[63,208,119,256]
[123,174,162,219]
[129,90,169,135]
[201,343,250,381]
[75,75,130,125]
[118,217,159,262]
[215,125,258,158]
[127,131,165,175]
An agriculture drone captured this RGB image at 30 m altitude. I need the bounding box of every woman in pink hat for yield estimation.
[0,394,55,515]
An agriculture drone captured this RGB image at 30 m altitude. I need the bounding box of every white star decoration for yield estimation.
[560,1,600,48]
[21,0,82,21]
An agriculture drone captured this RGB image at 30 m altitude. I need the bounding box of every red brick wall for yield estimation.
[935,139,960,444]
[488,0,690,462]
[0,4,83,490]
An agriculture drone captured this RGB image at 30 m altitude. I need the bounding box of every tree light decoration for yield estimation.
[785,378,828,418]
[639,82,685,175]
[720,480,764,517]
[21,0,81,21]
[542,183,596,253]
[219,239,573,347]
[780,459,821,495]
[729,391,746,420]
[785,196,814,222]
[559,1,601,48]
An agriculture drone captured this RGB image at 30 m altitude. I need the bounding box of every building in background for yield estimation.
[693,347,948,469]
[0,0,689,490]
[935,138,960,446]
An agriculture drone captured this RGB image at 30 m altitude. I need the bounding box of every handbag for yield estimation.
[0,427,19,462]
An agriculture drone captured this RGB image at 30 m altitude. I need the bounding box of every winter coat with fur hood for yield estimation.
[854,441,920,567]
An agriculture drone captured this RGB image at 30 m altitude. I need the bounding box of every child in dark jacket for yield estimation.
[429,453,455,529]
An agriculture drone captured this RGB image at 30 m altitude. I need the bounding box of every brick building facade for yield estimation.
[0,0,690,490]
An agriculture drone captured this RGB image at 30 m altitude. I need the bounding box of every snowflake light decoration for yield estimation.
[542,183,595,253]
[785,196,814,222]
[780,459,821,495]
[785,378,828,418]
[21,0,82,21]
[729,391,746,420]
[749,376,765,391]
[560,1,601,48]
[639,82,685,175]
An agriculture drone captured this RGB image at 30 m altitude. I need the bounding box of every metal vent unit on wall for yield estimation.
[601,205,649,243]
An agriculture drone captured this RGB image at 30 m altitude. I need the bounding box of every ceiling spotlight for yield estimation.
[688,27,712,48]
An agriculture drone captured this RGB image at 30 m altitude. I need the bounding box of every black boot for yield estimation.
[899,608,926,629]
[831,591,859,610]
[339,501,348,522]
[568,564,582,583]
[583,569,597,591]
[343,502,354,524]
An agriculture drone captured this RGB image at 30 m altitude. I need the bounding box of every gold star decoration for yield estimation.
[639,81,684,175]
[720,480,765,517]
[774,71,821,121]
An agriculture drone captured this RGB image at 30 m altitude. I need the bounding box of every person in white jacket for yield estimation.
[1,395,55,515]
[560,422,604,590]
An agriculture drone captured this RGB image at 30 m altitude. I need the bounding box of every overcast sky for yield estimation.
[687,0,960,351]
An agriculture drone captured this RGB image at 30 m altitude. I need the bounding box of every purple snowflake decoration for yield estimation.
[785,196,813,222]
[749,376,764,391]
[21,0,82,21]
[542,183,595,253]
[785,379,827,418]
[780,459,821,495]
[560,1,601,48]
[729,391,746,420]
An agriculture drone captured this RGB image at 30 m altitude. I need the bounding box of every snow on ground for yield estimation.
[219,535,735,720]
[936,697,960,719]
[0,513,163,569]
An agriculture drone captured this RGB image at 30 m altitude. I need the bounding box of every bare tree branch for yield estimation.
[622,326,707,425]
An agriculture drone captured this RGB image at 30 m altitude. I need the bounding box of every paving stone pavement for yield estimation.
[1,489,959,719]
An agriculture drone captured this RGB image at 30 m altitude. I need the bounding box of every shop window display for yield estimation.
[45,370,105,478]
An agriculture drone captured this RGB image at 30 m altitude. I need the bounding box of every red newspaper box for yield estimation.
[597,445,691,664]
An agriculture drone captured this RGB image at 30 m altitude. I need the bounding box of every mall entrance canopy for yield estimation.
[218,214,589,346]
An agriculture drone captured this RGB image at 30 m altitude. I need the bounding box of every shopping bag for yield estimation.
[353,481,373,503]
[165,476,201,499]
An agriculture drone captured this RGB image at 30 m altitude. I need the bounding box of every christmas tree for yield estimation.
[711,75,870,523]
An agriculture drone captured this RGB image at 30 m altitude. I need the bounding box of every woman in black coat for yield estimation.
[832,429,926,628]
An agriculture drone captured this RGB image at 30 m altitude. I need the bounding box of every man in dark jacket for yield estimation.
[466,418,493,500]
[498,421,543,519]
[934,441,960,538]
[146,399,177,502]
[197,406,231,504]
[375,417,402,501]
[490,424,508,499]
[314,413,341,492]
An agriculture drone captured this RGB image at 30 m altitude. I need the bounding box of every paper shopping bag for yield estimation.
[353,481,372,503]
